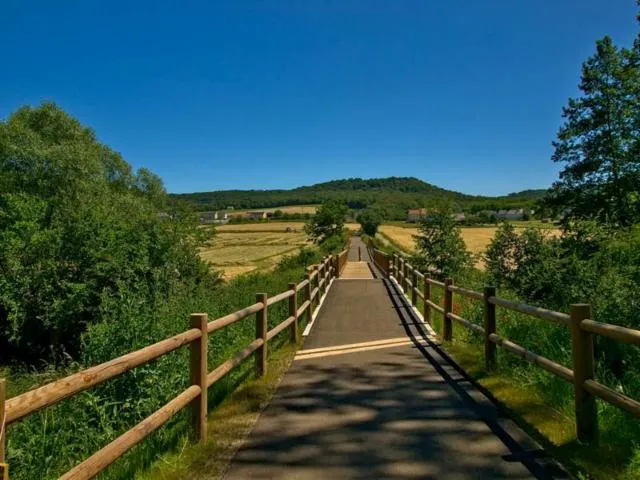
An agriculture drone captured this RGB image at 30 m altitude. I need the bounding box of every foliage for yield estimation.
[356,208,383,235]
[543,35,640,226]
[318,232,349,255]
[412,204,472,277]
[172,177,545,220]
[0,103,219,362]
[485,221,640,375]
[5,243,317,480]
[304,200,348,243]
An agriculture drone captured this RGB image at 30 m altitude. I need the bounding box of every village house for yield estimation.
[246,211,268,220]
[496,208,525,220]
[198,211,229,224]
[406,208,428,222]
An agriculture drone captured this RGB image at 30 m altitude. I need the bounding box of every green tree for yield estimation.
[0,103,217,362]
[413,205,471,277]
[357,208,382,236]
[304,200,347,243]
[545,34,640,226]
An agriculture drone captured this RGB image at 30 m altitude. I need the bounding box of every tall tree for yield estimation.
[357,208,382,236]
[304,200,347,243]
[413,204,471,277]
[546,33,640,226]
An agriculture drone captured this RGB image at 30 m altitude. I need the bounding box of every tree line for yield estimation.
[172,177,544,220]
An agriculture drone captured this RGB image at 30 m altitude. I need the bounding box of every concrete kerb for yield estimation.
[389,275,438,343]
[302,277,336,337]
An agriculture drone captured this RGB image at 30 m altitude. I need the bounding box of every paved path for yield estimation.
[340,261,373,279]
[224,244,567,479]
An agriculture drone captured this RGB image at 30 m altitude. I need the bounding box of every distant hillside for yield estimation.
[171,177,547,219]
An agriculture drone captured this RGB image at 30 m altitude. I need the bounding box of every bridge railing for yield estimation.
[0,254,341,480]
[377,250,640,445]
[337,248,349,275]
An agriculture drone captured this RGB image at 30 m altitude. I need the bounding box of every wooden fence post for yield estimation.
[333,255,339,278]
[256,293,268,377]
[189,313,208,442]
[483,287,496,370]
[570,304,598,444]
[391,254,396,278]
[411,269,418,306]
[315,264,321,304]
[423,277,431,324]
[358,247,361,261]
[443,278,453,341]
[305,273,312,323]
[0,378,6,464]
[403,259,408,291]
[288,283,299,344]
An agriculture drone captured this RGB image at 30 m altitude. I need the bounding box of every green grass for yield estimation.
[136,343,299,480]
[404,281,640,480]
[2,251,320,480]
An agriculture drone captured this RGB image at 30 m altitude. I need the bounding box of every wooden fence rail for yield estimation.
[0,251,346,479]
[378,250,640,445]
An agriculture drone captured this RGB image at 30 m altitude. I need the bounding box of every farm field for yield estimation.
[229,204,318,216]
[199,230,309,279]
[202,222,360,278]
[217,222,361,233]
[378,225,560,267]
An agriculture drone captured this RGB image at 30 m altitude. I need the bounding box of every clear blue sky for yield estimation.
[1,1,638,195]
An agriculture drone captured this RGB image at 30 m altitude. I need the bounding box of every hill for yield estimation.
[171,177,547,219]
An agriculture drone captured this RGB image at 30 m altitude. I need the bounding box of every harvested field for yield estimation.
[202,222,360,279]
[378,225,560,268]
[217,222,307,233]
[199,230,309,279]
[217,222,361,233]
[230,204,319,216]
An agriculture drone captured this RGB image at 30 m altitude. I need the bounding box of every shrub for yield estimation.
[413,204,472,278]
[304,201,347,243]
[0,103,219,363]
[356,209,382,236]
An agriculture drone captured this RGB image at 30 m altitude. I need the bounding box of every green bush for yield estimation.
[304,201,347,243]
[6,248,315,480]
[413,204,472,278]
[0,103,219,362]
[0,104,322,479]
[356,209,382,236]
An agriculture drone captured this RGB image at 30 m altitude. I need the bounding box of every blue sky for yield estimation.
[1,1,638,195]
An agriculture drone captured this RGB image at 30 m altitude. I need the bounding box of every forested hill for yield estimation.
[171,177,547,217]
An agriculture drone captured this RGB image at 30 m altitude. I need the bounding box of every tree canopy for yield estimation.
[357,208,383,236]
[544,35,640,226]
[304,201,348,243]
[0,103,216,362]
[413,204,472,277]
[172,177,544,219]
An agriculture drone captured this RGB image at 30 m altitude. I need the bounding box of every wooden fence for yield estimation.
[376,249,640,444]
[0,251,347,479]
[336,247,349,275]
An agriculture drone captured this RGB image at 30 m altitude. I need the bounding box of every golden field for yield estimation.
[378,224,560,267]
[199,230,309,279]
[217,222,360,233]
[230,205,319,216]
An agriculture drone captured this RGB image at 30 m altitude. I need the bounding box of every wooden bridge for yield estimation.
[2,237,640,479]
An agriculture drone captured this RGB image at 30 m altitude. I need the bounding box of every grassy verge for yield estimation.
[136,343,299,480]
[411,288,639,480]
[2,248,321,480]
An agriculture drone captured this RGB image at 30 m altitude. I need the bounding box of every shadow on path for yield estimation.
[224,277,569,480]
